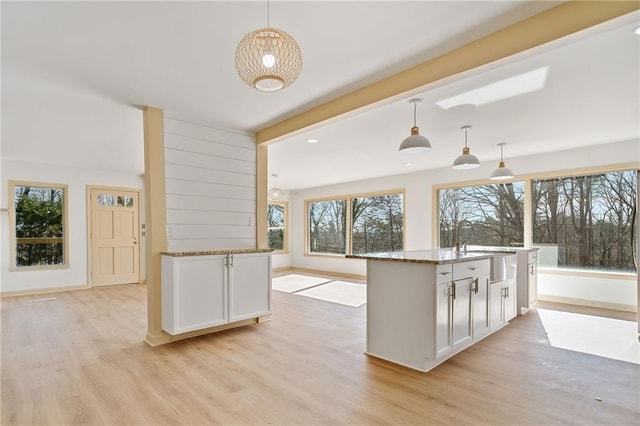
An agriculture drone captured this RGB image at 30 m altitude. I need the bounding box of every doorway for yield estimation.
[88,186,140,286]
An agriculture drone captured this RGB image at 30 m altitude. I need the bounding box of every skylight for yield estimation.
[436,66,549,109]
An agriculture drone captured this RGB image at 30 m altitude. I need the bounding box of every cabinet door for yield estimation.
[472,274,490,338]
[228,253,271,322]
[175,255,227,333]
[435,282,452,358]
[489,281,505,331]
[504,279,517,321]
[528,263,538,305]
[452,278,472,348]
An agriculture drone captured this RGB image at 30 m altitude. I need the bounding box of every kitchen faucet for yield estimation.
[455,220,474,254]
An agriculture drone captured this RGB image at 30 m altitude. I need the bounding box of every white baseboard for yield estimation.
[537,294,637,313]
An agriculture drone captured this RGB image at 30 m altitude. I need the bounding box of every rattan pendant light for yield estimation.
[235,1,302,92]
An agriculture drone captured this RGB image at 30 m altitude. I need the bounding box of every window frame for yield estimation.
[267,201,289,254]
[9,180,70,271]
[304,189,406,257]
[433,163,639,276]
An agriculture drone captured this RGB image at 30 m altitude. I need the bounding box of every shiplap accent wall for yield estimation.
[163,116,256,252]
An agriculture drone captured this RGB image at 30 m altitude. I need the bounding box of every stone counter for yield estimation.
[161,248,273,257]
[346,247,537,265]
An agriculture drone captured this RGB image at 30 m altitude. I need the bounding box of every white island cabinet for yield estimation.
[348,249,513,373]
[161,250,271,335]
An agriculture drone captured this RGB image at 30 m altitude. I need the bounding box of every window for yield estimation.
[10,181,68,269]
[268,202,288,252]
[532,170,637,272]
[308,199,347,254]
[439,182,525,248]
[352,193,403,254]
[307,191,404,255]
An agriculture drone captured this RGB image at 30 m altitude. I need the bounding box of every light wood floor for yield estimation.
[2,282,639,425]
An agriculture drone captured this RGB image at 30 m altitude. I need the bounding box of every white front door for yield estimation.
[89,187,140,286]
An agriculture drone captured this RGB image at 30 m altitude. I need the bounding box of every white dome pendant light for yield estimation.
[452,125,480,169]
[399,99,432,154]
[268,173,284,200]
[235,0,303,92]
[490,143,515,180]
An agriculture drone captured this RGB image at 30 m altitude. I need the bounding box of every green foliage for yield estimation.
[14,186,64,267]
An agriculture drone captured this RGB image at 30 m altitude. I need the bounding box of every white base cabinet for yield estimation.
[367,258,500,372]
[490,278,516,331]
[162,252,271,335]
[228,252,272,323]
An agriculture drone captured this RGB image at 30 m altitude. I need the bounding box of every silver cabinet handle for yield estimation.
[468,267,477,271]
[440,271,451,276]
[451,282,456,300]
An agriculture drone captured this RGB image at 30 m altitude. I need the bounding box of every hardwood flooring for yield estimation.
[2,283,639,425]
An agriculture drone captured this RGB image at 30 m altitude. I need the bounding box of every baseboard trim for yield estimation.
[537,294,637,313]
[1,284,91,298]
[145,318,261,347]
[283,267,366,282]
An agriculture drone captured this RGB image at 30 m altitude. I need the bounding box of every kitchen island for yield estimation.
[347,249,521,372]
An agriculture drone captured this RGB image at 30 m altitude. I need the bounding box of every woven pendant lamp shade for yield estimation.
[235,27,303,92]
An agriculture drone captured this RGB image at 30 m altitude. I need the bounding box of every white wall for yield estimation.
[1,75,145,293]
[1,161,144,293]
[538,271,637,312]
[288,139,639,308]
[163,116,256,252]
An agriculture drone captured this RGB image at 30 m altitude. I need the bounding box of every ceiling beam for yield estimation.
[256,1,639,145]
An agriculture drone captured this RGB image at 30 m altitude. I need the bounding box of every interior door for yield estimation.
[90,188,140,286]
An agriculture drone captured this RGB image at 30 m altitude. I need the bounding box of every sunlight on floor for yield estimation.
[537,308,639,365]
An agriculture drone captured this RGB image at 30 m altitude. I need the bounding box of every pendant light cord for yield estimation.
[267,0,270,28]
[464,127,468,148]
[413,102,417,127]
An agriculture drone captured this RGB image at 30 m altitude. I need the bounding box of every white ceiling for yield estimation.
[2,2,639,190]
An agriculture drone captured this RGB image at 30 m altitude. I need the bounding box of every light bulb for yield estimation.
[262,53,276,68]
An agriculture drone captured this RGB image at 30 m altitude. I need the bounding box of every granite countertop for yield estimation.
[161,248,273,257]
[346,246,536,265]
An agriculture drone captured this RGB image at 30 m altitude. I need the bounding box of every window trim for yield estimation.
[9,180,69,271]
[304,189,406,257]
[268,201,289,254]
[433,162,640,277]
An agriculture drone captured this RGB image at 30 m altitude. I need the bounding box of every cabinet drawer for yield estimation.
[528,250,538,263]
[435,264,453,284]
[453,259,490,280]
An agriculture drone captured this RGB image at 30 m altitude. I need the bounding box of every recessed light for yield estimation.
[306,138,319,143]
[436,66,549,109]
[404,162,414,167]
[635,26,640,35]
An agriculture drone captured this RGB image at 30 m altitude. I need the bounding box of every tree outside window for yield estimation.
[11,182,67,268]
[307,192,404,255]
[439,182,525,248]
[352,194,403,254]
[308,200,346,254]
[532,171,637,272]
[268,203,287,252]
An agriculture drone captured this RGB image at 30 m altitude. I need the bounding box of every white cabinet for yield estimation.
[472,274,490,338]
[228,253,271,322]
[451,277,473,348]
[435,281,452,358]
[516,249,538,314]
[435,260,488,360]
[490,278,516,331]
[162,252,271,335]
